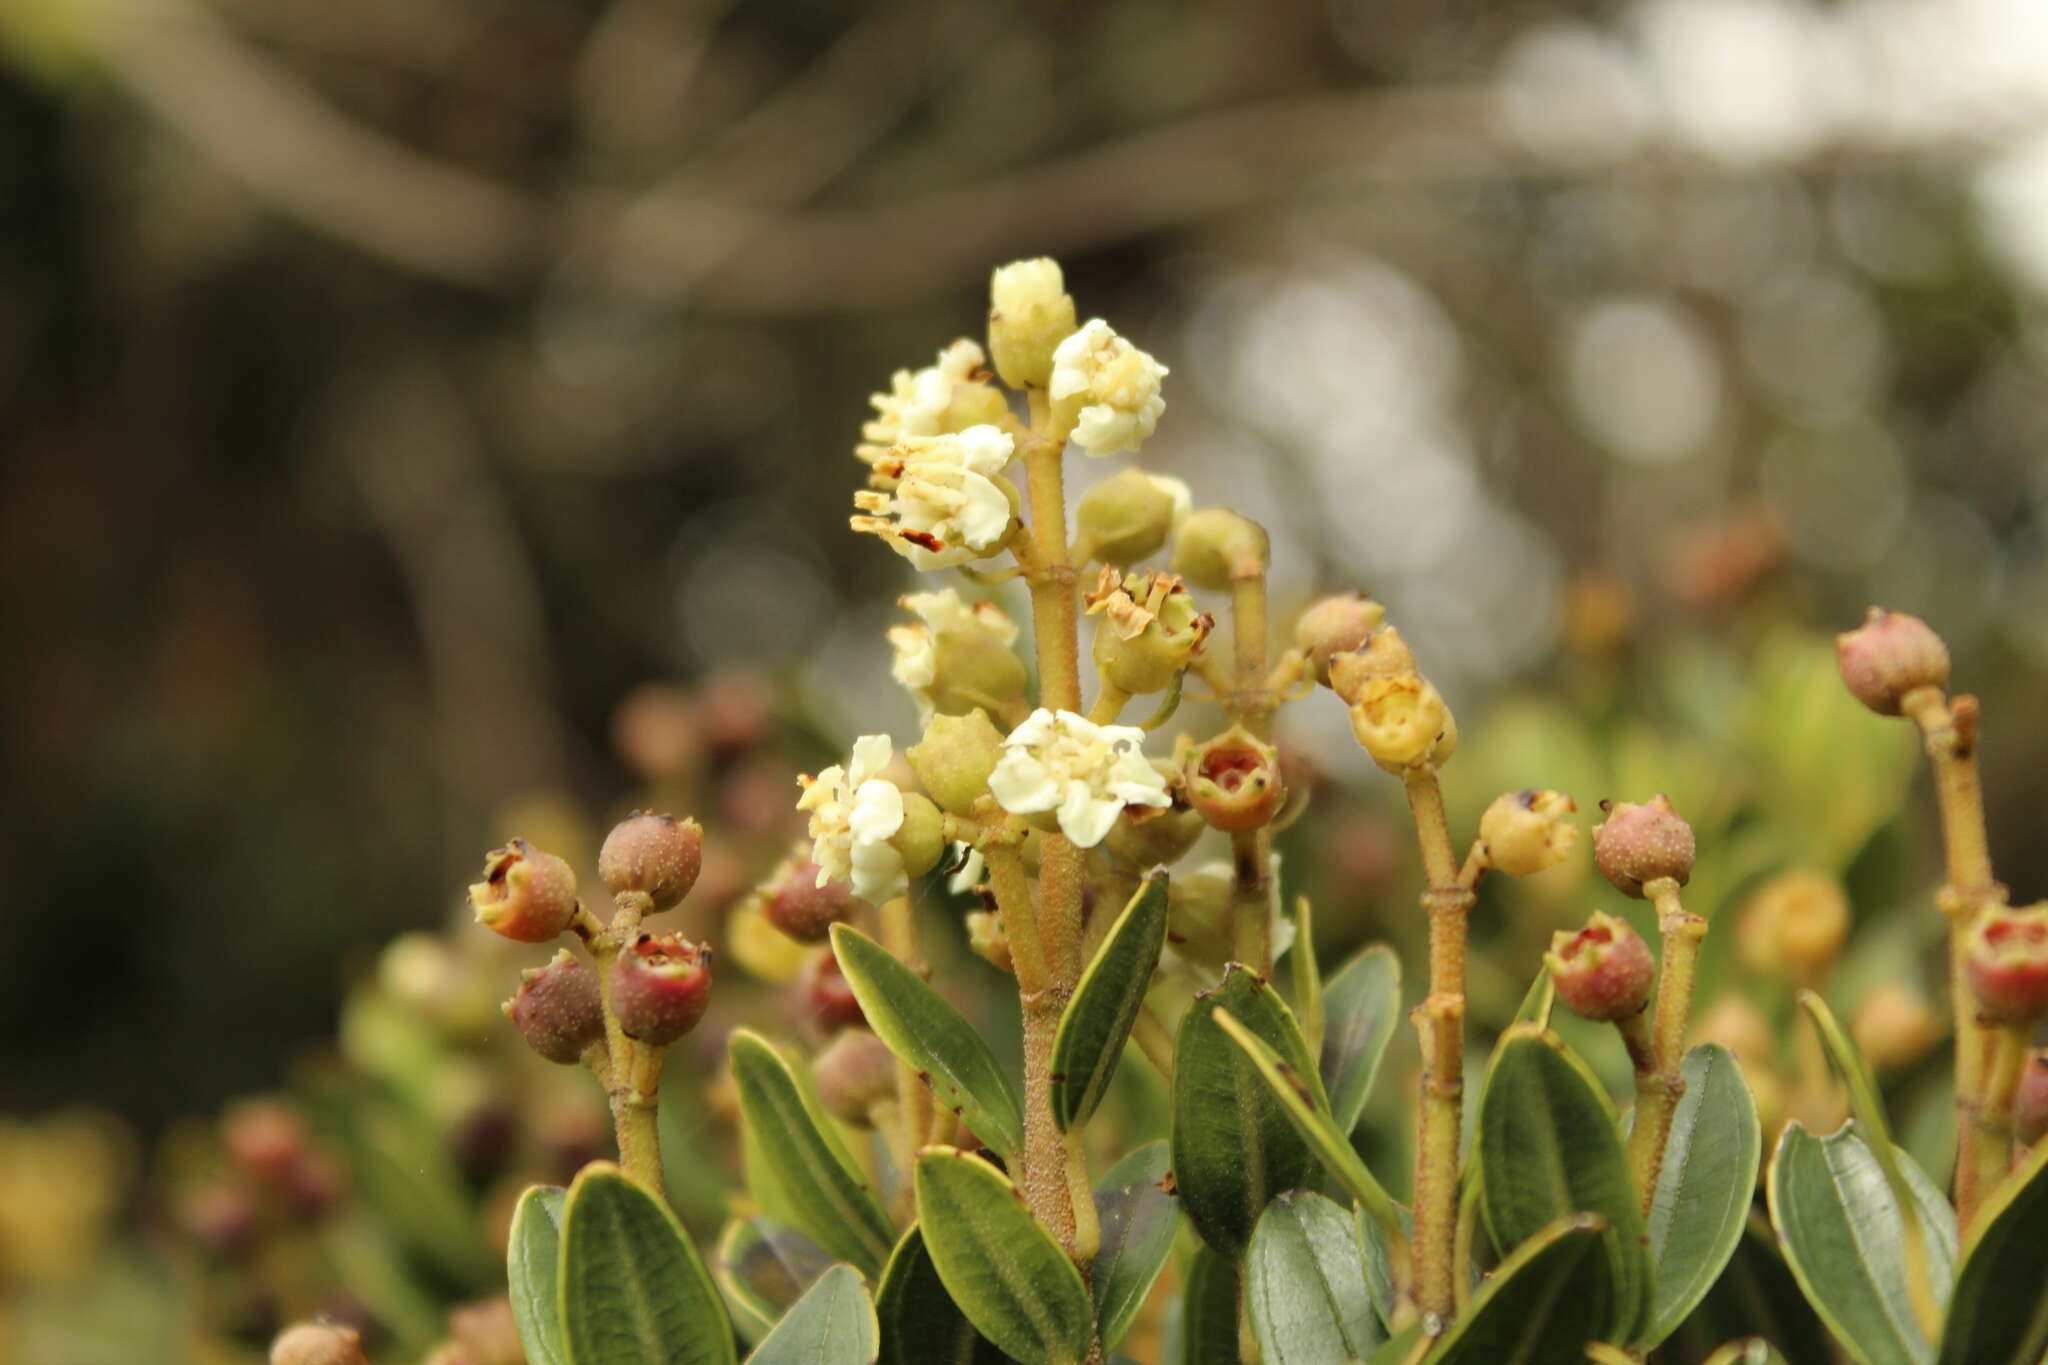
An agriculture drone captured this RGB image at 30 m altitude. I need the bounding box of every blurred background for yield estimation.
[6,0,2048,1358]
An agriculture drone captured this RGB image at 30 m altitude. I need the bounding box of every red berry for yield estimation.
[1547,912,1656,1022]
[598,812,703,912]
[1836,607,1950,717]
[1965,904,2048,1023]
[506,950,605,1064]
[762,860,861,943]
[2017,1051,2048,1145]
[610,934,713,1044]
[470,839,580,943]
[1593,796,1695,897]
[813,1029,899,1127]
[801,951,867,1033]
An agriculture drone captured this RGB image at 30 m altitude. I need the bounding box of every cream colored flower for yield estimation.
[1050,319,1168,455]
[851,425,1016,570]
[947,845,986,897]
[796,735,907,902]
[887,589,1021,717]
[987,708,1171,848]
[857,339,1006,465]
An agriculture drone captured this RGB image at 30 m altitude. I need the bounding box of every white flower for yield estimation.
[857,339,997,465]
[987,708,1171,848]
[947,845,986,897]
[1050,319,1169,456]
[851,425,1016,570]
[796,735,907,902]
[886,589,1020,716]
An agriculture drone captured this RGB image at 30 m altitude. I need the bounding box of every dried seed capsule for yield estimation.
[610,934,713,1045]
[1348,673,1457,773]
[599,812,703,911]
[1293,593,1386,688]
[270,1324,369,1365]
[1835,606,1950,716]
[2017,1051,2048,1145]
[505,950,605,1064]
[1964,903,2048,1023]
[801,950,867,1033]
[1479,790,1579,877]
[1592,795,1695,897]
[1183,726,1286,833]
[759,858,862,944]
[1547,911,1656,1022]
[1735,869,1850,983]
[1326,625,1419,705]
[470,839,580,943]
[813,1029,900,1128]
[1087,569,1213,695]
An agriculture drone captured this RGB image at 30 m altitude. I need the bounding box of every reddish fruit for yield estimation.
[813,1029,899,1127]
[598,812,703,912]
[1547,911,1656,1022]
[223,1099,312,1187]
[1965,904,2048,1023]
[2017,1051,2048,1145]
[470,839,580,943]
[1836,606,1950,716]
[802,951,867,1032]
[762,860,861,943]
[1593,795,1695,897]
[610,934,714,1044]
[1293,592,1386,687]
[1184,726,1286,833]
[506,950,605,1064]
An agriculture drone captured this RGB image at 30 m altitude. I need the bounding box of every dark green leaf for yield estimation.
[559,1163,736,1365]
[1425,1214,1618,1365]
[1353,1202,1412,1337]
[1171,964,1322,1257]
[1245,1190,1385,1362]
[1090,1141,1178,1353]
[1512,970,1554,1030]
[1643,1045,1762,1347]
[873,1225,1006,1365]
[1366,1325,1423,1364]
[508,1185,568,1365]
[913,1148,1092,1365]
[1935,1133,2048,1365]
[832,924,1024,1164]
[1318,944,1402,1134]
[716,1218,833,1344]
[1766,1122,1955,1365]
[729,1029,897,1279]
[746,1264,878,1365]
[1292,894,1324,1056]
[1052,873,1171,1130]
[1475,1025,1650,1344]
[1179,1244,1241,1365]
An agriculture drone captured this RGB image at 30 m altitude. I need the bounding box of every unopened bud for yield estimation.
[505,950,605,1064]
[1170,508,1267,592]
[2017,1051,2048,1145]
[1165,870,1235,972]
[801,951,867,1032]
[1294,593,1386,687]
[906,710,1004,818]
[271,1324,368,1365]
[1691,995,1773,1064]
[610,935,713,1044]
[891,792,947,882]
[1088,568,1214,695]
[1836,607,1950,716]
[1103,764,1206,867]
[1735,869,1850,983]
[1964,903,2048,1023]
[759,859,861,944]
[1479,790,1578,877]
[1592,796,1695,898]
[965,909,1013,973]
[1547,911,1656,1022]
[599,812,702,912]
[889,591,1026,720]
[1328,626,1420,706]
[988,258,1078,389]
[1348,673,1457,773]
[470,839,580,943]
[1075,467,1191,567]
[1850,983,1943,1075]
[814,1029,900,1127]
[1183,726,1285,832]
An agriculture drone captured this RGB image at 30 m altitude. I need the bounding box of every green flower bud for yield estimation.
[889,590,1026,719]
[1293,593,1386,687]
[1170,507,1268,592]
[1075,467,1191,567]
[906,709,1005,818]
[1086,568,1214,695]
[988,258,1078,390]
[890,792,947,882]
[1165,869,1235,971]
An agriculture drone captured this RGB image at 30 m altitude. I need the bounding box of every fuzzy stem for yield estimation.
[1131,1005,1176,1081]
[1627,879,1704,1217]
[1975,1024,2032,1235]
[589,896,664,1197]
[1225,550,1275,973]
[879,895,934,1207]
[1403,765,1470,1333]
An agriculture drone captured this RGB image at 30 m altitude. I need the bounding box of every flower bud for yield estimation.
[1734,869,1850,983]
[1592,795,1695,897]
[891,792,947,882]
[889,591,1027,720]
[1183,726,1286,833]
[1479,790,1579,877]
[1835,607,1950,716]
[1075,467,1191,567]
[906,710,1004,818]
[1964,903,2048,1023]
[1103,764,1206,868]
[1088,569,1214,695]
[470,839,579,943]
[988,258,1078,389]
[504,950,605,1064]
[271,1324,369,1365]
[1348,673,1457,774]
[610,934,713,1045]
[965,909,1013,973]
[1691,995,1773,1065]
[1328,626,1420,705]
[1292,593,1386,687]
[801,950,867,1032]
[599,812,702,912]
[1547,911,1656,1022]
[758,858,861,944]
[1850,983,1943,1075]
[1170,508,1268,592]
[1165,869,1235,971]
[813,1029,900,1127]
[2017,1051,2048,1145]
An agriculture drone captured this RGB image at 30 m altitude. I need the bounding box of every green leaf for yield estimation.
[1293,894,1324,1055]
[559,1163,736,1365]
[717,1219,833,1344]
[1171,964,1323,1257]
[1935,1133,2048,1365]
[729,1029,897,1279]
[872,1225,1004,1365]
[508,1186,569,1365]
[1212,1006,1403,1241]
[1424,1215,1619,1365]
[1179,1244,1242,1365]
[1643,1045,1762,1347]
[1766,1122,1956,1365]
[1090,1141,1179,1353]
[912,1147,1093,1365]
[1475,1025,1650,1344]
[1512,969,1554,1030]
[746,1264,878,1365]
[1353,1202,1411,1337]
[1052,873,1171,1130]
[1245,1190,1386,1362]
[832,924,1024,1164]
[1702,1341,1789,1365]
[1366,1325,1423,1365]
[1318,944,1402,1134]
